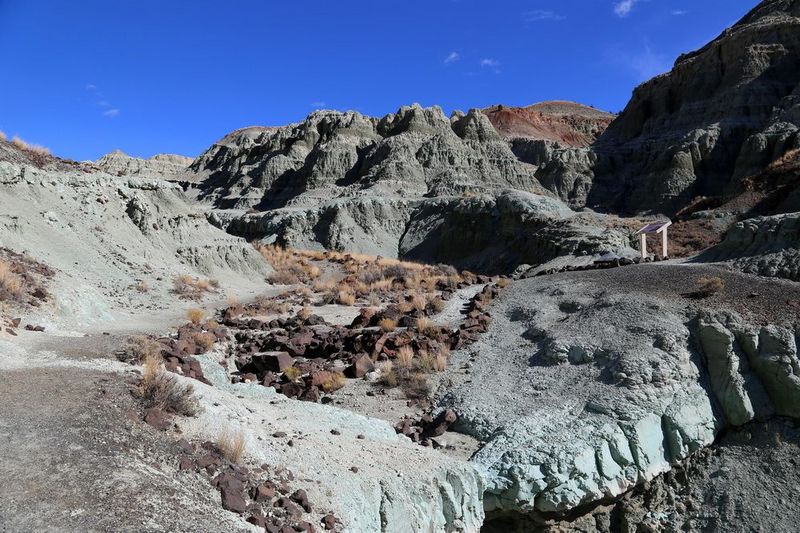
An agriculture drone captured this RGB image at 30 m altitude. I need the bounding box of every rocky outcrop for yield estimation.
[189,104,551,210]
[95,149,192,180]
[537,0,800,214]
[438,266,800,523]
[0,159,270,326]
[483,101,613,147]
[696,211,800,280]
[210,190,638,274]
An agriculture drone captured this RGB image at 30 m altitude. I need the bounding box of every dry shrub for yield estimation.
[190,331,217,353]
[379,370,399,388]
[260,245,321,285]
[0,130,5,141]
[313,278,337,293]
[173,275,216,299]
[283,366,303,381]
[135,280,150,293]
[367,292,381,306]
[187,308,206,324]
[138,355,199,416]
[120,335,163,363]
[416,351,437,373]
[379,318,398,332]
[297,305,313,320]
[696,276,725,297]
[496,277,511,288]
[0,260,23,300]
[396,345,414,368]
[416,317,441,336]
[429,297,446,313]
[408,292,427,312]
[434,354,447,372]
[337,289,356,306]
[401,373,430,400]
[321,371,347,392]
[218,429,246,463]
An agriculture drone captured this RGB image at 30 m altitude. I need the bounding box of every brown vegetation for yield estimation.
[119,335,163,364]
[187,308,206,324]
[217,429,246,463]
[696,275,725,297]
[137,355,199,416]
[0,260,23,300]
[173,275,218,299]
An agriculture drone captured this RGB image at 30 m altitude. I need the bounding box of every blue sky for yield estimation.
[0,0,756,161]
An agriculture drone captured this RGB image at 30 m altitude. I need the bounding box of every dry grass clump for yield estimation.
[173,274,217,299]
[245,294,290,316]
[379,318,398,332]
[401,373,430,400]
[186,308,206,324]
[11,135,50,156]
[217,429,246,463]
[0,260,23,300]
[321,371,347,392]
[297,305,313,320]
[189,331,217,353]
[337,288,356,306]
[135,280,150,293]
[379,370,399,387]
[396,345,414,368]
[496,277,511,288]
[260,245,321,285]
[0,130,5,141]
[415,317,442,336]
[137,355,199,416]
[429,296,446,313]
[696,276,725,297]
[119,335,163,363]
[283,366,303,381]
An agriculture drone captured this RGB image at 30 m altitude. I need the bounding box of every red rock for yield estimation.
[290,489,312,513]
[259,351,293,372]
[254,481,276,502]
[345,354,374,378]
[178,456,194,471]
[221,485,247,514]
[247,513,266,529]
[276,497,303,518]
[322,513,337,530]
[143,408,170,430]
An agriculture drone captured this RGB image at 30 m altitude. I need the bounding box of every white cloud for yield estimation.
[524,9,565,22]
[97,100,110,108]
[480,58,500,68]
[444,51,460,64]
[672,9,688,16]
[311,101,327,108]
[103,109,120,118]
[614,0,639,17]
[86,84,96,91]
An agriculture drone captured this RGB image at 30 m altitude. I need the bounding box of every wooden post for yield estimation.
[661,228,668,258]
[640,233,647,259]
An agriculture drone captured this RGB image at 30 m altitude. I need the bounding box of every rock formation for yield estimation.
[482,101,613,147]
[539,0,800,215]
[95,149,193,180]
[189,105,637,272]
[439,263,800,527]
[696,211,800,280]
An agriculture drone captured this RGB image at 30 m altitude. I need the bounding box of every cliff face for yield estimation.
[542,0,800,215]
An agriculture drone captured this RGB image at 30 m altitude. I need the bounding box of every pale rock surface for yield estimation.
[95,149,193,180]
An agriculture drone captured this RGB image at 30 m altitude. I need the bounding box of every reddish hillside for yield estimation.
[483,101,614,147]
